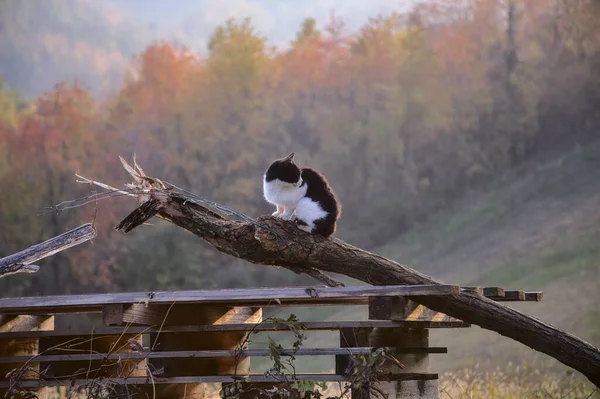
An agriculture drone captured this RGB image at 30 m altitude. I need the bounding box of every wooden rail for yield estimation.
[0,346,449,364]
[0,320,470,339]
[0,373,440,389]
[0,285,460,314]
[0,285,543,315]
[0,284,542,399]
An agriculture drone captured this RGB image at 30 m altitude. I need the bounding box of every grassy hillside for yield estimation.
[378,141,600,373]
[375,141,600,369]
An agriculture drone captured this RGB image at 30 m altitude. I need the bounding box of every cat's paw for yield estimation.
[271,211,281,217]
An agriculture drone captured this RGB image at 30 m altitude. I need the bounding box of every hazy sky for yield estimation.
[109,0,419,50]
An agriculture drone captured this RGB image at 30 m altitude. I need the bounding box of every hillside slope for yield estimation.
[375,141,600,372]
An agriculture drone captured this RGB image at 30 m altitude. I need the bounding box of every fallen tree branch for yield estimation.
[0,223,97,278]
[116,193,600,387]
[75,158,600,387]
[114,196,343,287]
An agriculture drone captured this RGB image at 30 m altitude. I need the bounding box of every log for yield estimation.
[113,192,600,388]
[0,223,97,278]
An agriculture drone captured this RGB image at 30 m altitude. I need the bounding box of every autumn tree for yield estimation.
[0,79,27,183]
[0,81,122,295]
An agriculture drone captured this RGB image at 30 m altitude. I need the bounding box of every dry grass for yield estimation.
[439,365,600,399]
[27,365,600,398]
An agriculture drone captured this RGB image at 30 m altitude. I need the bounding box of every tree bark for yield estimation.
[114,193,600,388]
[0,223,97,278]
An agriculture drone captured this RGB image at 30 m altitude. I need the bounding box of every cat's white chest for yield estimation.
[263,177,306,206]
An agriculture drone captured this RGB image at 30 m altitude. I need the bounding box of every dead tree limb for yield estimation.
[0,223,97,278]
[112,192,600,388]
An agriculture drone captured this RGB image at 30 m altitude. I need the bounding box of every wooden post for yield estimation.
[369,297,439,399]
[0,314,54,399]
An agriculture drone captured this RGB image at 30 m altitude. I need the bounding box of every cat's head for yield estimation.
[264,152,302,184]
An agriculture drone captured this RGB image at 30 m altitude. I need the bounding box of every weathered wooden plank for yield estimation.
[112,304,261,327]
[525,292,543,301]
[461,287,505,297]
[461,287,546,302]
[462,287,541,301]
[488,290,526,301]
[483,287,505,297]
[0,223,97,278]
[0,373,439,388]
[460,287,484,295]
[0,346,447,364]
[0,315,54,332]
[0,319,470,339]
[0,285,460,314]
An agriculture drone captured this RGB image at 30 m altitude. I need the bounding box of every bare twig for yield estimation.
[69,158,283,238]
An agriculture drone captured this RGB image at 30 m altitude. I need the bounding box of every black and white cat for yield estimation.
[263,153,341,237]
[263,152,306,220]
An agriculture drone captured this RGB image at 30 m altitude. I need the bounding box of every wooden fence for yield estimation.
[0,284,542,399]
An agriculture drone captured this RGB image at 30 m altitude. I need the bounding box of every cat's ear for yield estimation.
[283,152,295,162]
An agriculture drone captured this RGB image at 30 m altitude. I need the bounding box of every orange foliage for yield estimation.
[117,41,200,125]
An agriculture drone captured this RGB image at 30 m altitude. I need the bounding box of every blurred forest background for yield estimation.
[0,0,599,379]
